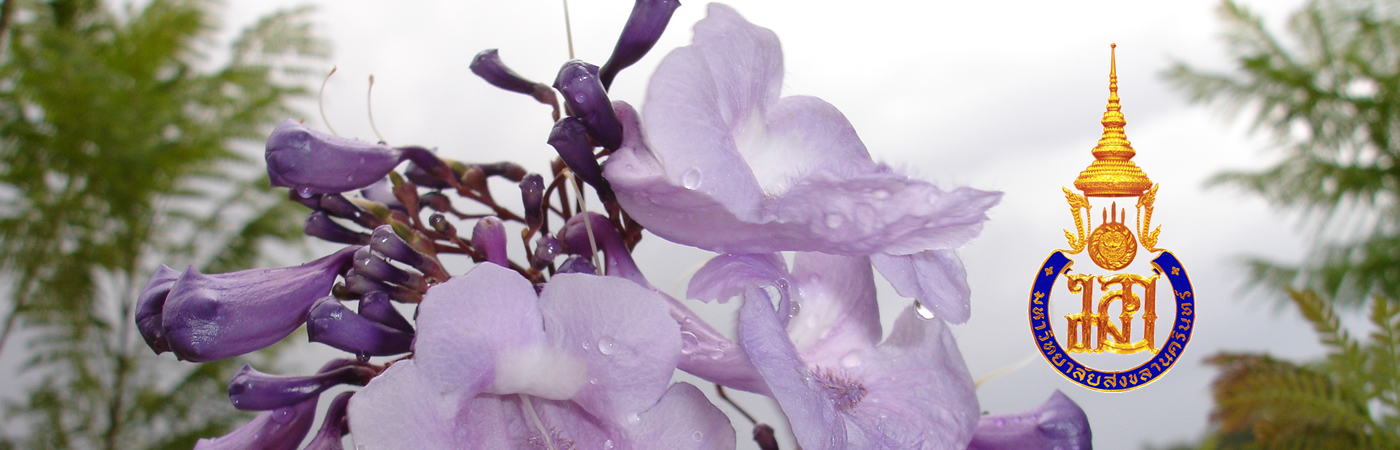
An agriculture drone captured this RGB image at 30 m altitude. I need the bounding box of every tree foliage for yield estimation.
[0,0,324,447]
[1165,0,1400,307]
[1165,0,1400,447]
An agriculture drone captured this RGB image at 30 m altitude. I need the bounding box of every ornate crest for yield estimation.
[1029,45,1195,391]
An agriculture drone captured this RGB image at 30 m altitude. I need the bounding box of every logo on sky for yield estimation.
[1029,44,1195,392]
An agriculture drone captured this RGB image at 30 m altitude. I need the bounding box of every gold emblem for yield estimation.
[1029,44,1195,391]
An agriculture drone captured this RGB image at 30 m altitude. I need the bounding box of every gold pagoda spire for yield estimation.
[1073,44,1153,197]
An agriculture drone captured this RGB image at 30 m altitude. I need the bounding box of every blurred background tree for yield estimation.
[0,0,324,448]
[1165,0,1400,447]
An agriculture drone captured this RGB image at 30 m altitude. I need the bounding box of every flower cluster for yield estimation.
[136,2,1092,449]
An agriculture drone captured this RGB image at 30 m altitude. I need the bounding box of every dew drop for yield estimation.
[995,418,1005,427]
[603,440,615,450]
[271,407,295,424]
[597,336,617,355]
[358,156,367,165]
[626,413,641,426]
[914,300,937,320]
[681,168,702,190]
[589,378,598,385]
[788,301,802,318]
[581,341,591,351]
[872,189,890,199]
[824,213,844,228]
[345,174,355,182]
[692,431,703,441]
[680,331,699,349]
[297,187,314,198]
[329,309,343,320]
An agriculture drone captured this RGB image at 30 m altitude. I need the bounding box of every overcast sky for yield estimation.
[0,1,1335,448]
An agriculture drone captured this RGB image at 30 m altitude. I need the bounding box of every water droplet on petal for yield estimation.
[681,168,702,190]
[603,440,615,449]
[692,431,703,441]
[589,378,598,385]
[297,187,314,198]
[914,300,937,320]
[680,331,699,350]
[271,407,295,424]
[995,418,1005,427]
[789,301,801,318]
[626,413,641,426]
[824,213,844,228]
[345,174,354,182]
[581,341,591,351]
[597,336,617,355]
[358,156,366,165]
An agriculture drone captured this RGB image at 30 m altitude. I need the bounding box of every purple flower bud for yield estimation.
[266,120,404,196]
[558,212,645,285]
[369,225,435,276]
[345,273,422,304]
[193,393,319,450]
[557,255,598,275]
[404,161,453,189]
[599,0,682,89]
[548,117,609,190]
[474,162,528,182]
[353,246,424,291]
[968,390,1092,450]
[306,211,370,245]
[155,247,359,362]
[470,49,558,108]
[471,216,508,266]
[358,291,413,333]
[320,194,383,229]
[306,297,415,356]
[135,265,181,354]
[519,174,546,232]
[532,234,561,268]
[553,60,623,150]
[304,391,354,450]
[227,360,373,411]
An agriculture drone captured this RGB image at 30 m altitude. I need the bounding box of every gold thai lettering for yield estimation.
[1064,272,1159,354]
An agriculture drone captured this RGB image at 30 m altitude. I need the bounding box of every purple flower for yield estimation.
[599,0,683,90]
[266,119,450,196]
[346,263,735,448]
[137,246,358,362]
[548,117,610,191]
[554,60,624,150]
[194,393,319,450]
[968,390,1092,450]
[471,216,508,266]
[602,4,1000,323]
[694,252,980,448]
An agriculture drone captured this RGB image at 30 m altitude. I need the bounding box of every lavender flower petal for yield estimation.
[870,249,971,324]
[304,391,354,450]
[557,255,597,274]
[159,246,358,362]
[553,60,623,150]
[968,390,1092,450]
[558,212,645,286]
[598,0,682,89]
[548,117,608,190]
[305,211,370,245]
[687,253,788,304]
[369,225,425,269]
[266,119,403,196]
[307,296,414,356]
[358,291,413,333]
[193,395,319,450]
[227,360,371,411]
[471,216,508,267]
[352,246,422,290]
[470,48,558,107]
[135,265,181,354]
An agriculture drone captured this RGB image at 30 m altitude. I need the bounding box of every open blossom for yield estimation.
[695,252,981,448]
[347,263,735,448]
[603,4,1000,323]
